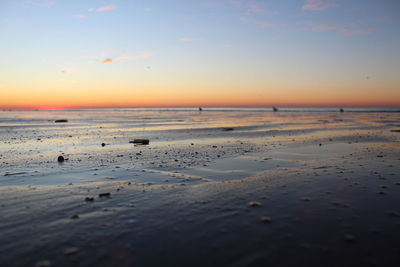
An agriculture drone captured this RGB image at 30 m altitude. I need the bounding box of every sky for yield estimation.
[0,0,399,109]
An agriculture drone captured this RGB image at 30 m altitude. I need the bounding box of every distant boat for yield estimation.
[339,108,344,112]
[272,107,278,112]
[198,107,203,111]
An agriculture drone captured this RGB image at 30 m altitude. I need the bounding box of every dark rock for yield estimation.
[386,211,400,217]
[344,234,355,243]
[99,192,111,198]
[64,247,78,255]
[55,119,68,123]
[249,201,261,207]
[35,260,52,267]
[57,156,64,162]
[222,128,234,131]
[129,139,149,145]
[71,214,79,219]
[260,216,272,223]
[85,197,94,202]
[101,143,106,147]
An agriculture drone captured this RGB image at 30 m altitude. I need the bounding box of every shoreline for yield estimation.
[1,110,399,266]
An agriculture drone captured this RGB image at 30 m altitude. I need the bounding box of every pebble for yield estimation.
[99,192,111,198]
[85,197,94,202]
[249,201,262,207]
[64,247,78,255]
[386,211,399,217]
[344,234,355,243]
[57,156,64,162]
[260,216,272,223]
[101,143,106,147]
[35,260,52,267]
[71,214,79,219]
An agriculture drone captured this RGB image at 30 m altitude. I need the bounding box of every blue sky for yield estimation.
[1,0,399,108]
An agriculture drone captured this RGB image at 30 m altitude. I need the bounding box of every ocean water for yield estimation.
[1,108,399,186]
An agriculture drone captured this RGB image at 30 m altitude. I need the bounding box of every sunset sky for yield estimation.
[1,0,399,109]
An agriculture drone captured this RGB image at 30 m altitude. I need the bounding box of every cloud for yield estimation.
[302,0,337,11]
[89,5,116,12]
[180,37,195,42]
[340,28,373,36]
[139,51,157,58]
[240,17,274,28]
[73,14,86,19]
[248,3,264,13]
[117,52,157,61]
[101,58,113,64]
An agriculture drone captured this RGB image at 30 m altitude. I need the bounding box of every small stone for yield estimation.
[71,214,79,219]
[249,201,261,207]
[64,247,78,255]
[35,260,52,267]
[344,234,355,243]
[386,211,400,217]
[57,156,64,162]
[99,192,111,198]
[260,216,272,223]
[85,197,94,202]
[101,143,106,147]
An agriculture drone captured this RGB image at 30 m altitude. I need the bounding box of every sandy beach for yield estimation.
[1,108,400,266]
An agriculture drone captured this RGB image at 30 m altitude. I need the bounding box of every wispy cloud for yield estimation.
[240,17,274,28]
[117,52,157,61]
[248,3,264,14]
[89,5,116,12]
[101,58,113,64]
[302,0,337,11]
[180,37,195,42]
[73,14,86,19]
[341,28,373,36]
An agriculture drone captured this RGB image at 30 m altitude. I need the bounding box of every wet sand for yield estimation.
[1,109,400,266]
